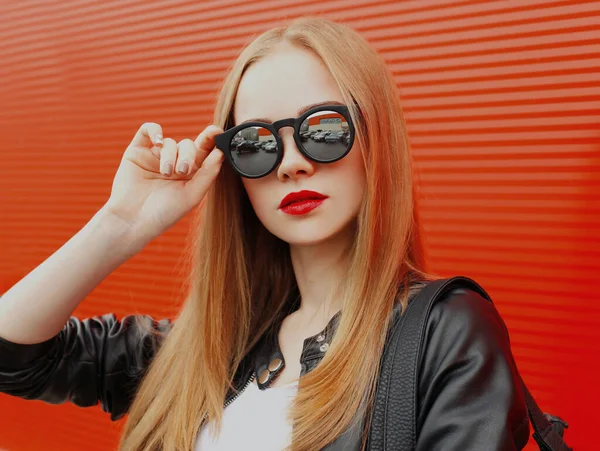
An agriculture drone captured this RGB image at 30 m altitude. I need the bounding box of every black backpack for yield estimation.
[371,276,572,450]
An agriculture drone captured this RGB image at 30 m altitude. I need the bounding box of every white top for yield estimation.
[194,378,299,450]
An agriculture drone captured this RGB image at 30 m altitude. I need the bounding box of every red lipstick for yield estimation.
[279,190,328,216]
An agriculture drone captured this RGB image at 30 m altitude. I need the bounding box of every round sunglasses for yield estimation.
[214,104,356,179]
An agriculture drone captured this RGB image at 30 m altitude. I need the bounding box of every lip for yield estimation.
[279,190,328,209]
[280,199,326,215]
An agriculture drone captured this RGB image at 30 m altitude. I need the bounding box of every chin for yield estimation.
[280,234,333,247]
[269,220,352,247]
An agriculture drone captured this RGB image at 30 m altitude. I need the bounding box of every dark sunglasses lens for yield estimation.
[229,126,278,177]
[299,110,351,162]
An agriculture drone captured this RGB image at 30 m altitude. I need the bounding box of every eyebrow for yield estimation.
[239,100,345,125]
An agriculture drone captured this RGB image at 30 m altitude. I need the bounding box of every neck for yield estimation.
[289,224,354,322]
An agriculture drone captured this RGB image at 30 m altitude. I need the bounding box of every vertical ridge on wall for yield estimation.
[1,1,597,450]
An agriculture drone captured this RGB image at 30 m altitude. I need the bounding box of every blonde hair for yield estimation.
[118,16,436,451]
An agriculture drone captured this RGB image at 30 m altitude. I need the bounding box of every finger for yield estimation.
[130,122,164,150]
[194,124,224,162]
[159,138,178,176]
[183,148,225,205]
[175,139,196,176]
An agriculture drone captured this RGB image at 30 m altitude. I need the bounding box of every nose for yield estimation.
[276,127,316,181]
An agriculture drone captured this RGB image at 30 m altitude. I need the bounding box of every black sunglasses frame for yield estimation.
[214,104,356,179]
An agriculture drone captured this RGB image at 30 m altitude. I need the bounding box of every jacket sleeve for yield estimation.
[0,313,173,421]
[416,288,530,451]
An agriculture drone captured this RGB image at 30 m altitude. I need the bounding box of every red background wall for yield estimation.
[1,1,598,450]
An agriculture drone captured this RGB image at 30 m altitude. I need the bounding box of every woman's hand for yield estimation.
[101,122,225,245]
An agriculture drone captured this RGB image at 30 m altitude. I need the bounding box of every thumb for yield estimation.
[182,148,225,206]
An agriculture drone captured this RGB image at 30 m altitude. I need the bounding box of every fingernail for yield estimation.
[163,163,173,176]
[154,134,163,146]
[176,162,189,174]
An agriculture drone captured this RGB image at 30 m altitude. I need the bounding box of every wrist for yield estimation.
[92,207,149,257]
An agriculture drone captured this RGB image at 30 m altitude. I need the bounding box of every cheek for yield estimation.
[342,146,367,191]
[344,148,367,210]
[242,180,270,216]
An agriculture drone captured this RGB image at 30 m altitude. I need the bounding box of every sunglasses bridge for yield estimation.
[260,117,296,133]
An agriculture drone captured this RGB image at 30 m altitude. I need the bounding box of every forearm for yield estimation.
[0,207,145,344]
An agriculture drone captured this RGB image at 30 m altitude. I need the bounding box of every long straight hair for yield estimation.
[118,17,437,451]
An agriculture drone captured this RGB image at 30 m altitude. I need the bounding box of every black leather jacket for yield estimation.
[0,284,530,450]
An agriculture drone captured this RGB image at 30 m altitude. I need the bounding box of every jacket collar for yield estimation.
[252,287,342,390]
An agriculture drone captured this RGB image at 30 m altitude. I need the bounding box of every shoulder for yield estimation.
[399,281,510,349]
[417,284,516,384]
[426,285,509,346]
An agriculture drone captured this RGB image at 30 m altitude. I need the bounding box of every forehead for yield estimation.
[233,43,344,125]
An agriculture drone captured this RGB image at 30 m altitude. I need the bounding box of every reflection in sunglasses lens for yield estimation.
[299,110,350,161]
[230,126,278,177]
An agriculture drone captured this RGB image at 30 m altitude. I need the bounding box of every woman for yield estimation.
[0,17,529,451]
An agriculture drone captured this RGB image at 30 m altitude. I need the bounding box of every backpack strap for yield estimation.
[522,383,572,451]
[372,276,571,450]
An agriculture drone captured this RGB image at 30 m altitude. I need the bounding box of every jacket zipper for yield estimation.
[223,372,255,408]
[199,372,256,426]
